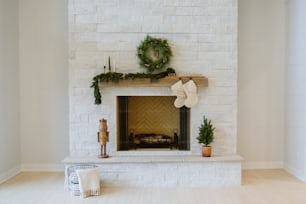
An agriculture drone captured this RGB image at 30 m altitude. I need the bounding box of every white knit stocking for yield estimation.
[183,80,198,108]
[171,80,186,108]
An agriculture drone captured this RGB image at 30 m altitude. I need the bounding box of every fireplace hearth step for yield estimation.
[63,154,242,164]
[63,154,242,187]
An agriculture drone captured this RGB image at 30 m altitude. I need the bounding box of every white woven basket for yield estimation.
[67,164,98,196]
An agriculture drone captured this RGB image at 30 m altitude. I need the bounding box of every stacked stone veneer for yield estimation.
[68,0,238,156]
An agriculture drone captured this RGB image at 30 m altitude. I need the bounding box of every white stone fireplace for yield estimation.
[65,0,241,187]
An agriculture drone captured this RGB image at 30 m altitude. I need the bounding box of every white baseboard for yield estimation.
[242,161,284,169]
[0,165,21,184]
[284,165,306,182]
[20,163,64,172]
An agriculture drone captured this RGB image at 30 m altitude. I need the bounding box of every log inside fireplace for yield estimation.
[117,96,190,151]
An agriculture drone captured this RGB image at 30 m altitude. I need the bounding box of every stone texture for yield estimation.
[68,0,238,157]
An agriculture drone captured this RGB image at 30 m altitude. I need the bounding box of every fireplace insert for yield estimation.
[129,133,176,149]
[118,96,189,151]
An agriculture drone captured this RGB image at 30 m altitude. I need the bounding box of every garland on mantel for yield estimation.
[90,68,176,105]
[90,72,124,104]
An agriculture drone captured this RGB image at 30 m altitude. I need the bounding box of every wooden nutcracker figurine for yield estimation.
[97,118,109,158]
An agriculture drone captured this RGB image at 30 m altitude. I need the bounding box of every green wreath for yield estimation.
[137,36,173,73]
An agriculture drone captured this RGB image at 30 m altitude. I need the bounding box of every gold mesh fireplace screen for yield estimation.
[127,96,179,136]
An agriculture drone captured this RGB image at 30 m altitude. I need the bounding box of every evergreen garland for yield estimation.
[90,72,124,104]
[124,67,175,81]
[137,36,173,73]
[90,68,176,105]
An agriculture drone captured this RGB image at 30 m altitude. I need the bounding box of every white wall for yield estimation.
[0,0,290,175]
[238,0,287,169]
[19,0,69,171]
[0,0,20,182]
[285,0,306,181]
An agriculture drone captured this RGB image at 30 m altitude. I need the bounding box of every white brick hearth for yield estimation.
[66,0,240,187]
[63,155,242,187]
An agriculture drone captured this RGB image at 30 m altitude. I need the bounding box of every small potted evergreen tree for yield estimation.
[196,116,215,157]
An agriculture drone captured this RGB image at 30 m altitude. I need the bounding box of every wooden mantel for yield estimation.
[99,75,208,88]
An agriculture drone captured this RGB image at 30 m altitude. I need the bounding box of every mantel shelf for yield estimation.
[99,75,208,88]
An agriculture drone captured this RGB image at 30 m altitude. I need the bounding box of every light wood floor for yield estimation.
[0,169,305,204]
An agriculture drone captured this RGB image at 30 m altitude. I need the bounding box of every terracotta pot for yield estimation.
[202,146,212,157]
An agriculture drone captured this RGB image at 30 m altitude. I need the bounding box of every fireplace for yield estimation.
[65,0,241,187]
[117,96,190,151]
[67,0,239,157]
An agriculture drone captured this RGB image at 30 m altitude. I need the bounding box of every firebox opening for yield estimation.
[117,96,190,151]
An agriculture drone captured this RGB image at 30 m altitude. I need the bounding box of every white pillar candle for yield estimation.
[113,60,116,72]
